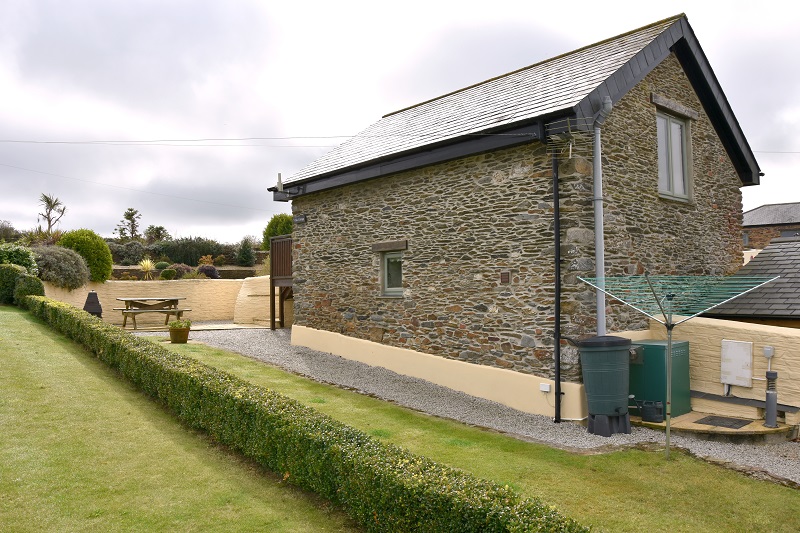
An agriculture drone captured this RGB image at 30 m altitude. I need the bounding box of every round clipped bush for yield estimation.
[197,264,220,279]
[58,229,113,282]
[159,268,177,280]
[154,261,170,270]
[33,245,90,291]
[0,263,26,304]
[262,213,292,251]
[0,242,38,275]
[14,274,45,307]
[167,263,192,279]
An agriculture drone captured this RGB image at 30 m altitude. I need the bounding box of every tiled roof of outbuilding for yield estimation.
[706,238,800,318]
[743,202,800,227]
[275,14,760,198]
[286,16,679,184]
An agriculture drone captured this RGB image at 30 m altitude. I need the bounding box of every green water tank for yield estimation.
[629,340,691,418]
[579,336,631,416]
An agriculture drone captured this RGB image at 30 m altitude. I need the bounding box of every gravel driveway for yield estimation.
[140,327,799,486]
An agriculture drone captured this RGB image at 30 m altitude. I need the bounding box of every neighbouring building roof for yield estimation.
[706,237,800,318]
[273,14,760,200]
[743,202,800,227]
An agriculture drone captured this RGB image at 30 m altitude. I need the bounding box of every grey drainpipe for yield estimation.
[593,96,613,335]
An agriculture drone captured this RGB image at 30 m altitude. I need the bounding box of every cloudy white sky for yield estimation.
[0,1,797,244]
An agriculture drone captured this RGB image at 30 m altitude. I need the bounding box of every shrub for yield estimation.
[167,263,192,279]
[115,271,139,281]
[154,261,171,270]
[236,237,256,267]
[139,258,156,280]
[24,296,589,533]
[262,213,293,251]
[14,274,44,306]
[0,242,38,275]
[197,264,220,279]
[33,245,90,290]
[122,240,146,264]
[213,255,227,266]
[159,268,177,280]
[0,263,26,304]
[197,254,213,266]
[182,271,208,280]
[160,237,223,267]
[58,229,113,282]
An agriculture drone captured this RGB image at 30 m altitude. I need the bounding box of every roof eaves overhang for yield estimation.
[270,120,546,202]
[572,15,761,187]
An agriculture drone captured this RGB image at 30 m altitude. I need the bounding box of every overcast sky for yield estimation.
[0,1,797,244]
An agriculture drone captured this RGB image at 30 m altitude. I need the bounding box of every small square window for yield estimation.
[657,112,689,199]
[382,251,403,296]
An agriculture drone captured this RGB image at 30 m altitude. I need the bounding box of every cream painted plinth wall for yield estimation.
[618,316,800,426]
[292,325,588,420]
[42,277,292,328]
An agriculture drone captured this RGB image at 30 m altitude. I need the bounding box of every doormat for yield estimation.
[695,415,752,430]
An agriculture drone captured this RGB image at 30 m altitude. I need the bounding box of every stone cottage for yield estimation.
[270,14,761,418]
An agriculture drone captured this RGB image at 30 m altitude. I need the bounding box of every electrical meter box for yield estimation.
[629,340,691,418]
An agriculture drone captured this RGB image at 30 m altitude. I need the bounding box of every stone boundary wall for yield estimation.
[42,277,291,328]
[618,316,800,425]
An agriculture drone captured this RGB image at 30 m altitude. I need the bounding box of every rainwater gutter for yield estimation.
[593,96,613,335]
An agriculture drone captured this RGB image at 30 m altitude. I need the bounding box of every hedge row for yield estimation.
[23,296,588,533]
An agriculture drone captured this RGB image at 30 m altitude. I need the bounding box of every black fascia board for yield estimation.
[271,121,543,201]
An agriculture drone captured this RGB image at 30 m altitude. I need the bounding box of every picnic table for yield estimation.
[114,297,191,330]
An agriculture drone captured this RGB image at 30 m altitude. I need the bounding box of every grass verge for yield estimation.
[0,306,358,532]
[161,336,800,533]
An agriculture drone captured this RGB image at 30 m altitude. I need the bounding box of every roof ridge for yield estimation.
[382,13,685,119]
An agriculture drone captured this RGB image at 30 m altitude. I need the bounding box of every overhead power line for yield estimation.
[0,162,271,212]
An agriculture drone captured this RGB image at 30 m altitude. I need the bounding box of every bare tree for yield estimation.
[38,193,67,233]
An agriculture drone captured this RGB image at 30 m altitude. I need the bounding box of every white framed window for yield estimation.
[382,251,403,296]
[657,112,690,200]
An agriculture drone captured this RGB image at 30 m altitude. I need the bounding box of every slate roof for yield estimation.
[706,238,800,318]
[275,14,760,199]
[743,203,800,227]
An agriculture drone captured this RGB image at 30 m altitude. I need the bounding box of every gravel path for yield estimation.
[141,327,800,486]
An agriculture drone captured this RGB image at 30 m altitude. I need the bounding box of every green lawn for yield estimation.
[4,304,798,532]
[161,334,800,533]
[0,307,358,532]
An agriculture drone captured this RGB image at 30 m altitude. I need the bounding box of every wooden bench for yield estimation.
[114,297,190,330]
[113,307,192,329]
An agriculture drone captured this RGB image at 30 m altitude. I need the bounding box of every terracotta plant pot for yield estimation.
[169,327,190,344]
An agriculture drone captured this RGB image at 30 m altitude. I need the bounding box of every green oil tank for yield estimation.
[629,339,691,418]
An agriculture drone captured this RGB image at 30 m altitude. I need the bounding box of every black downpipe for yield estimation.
[552,153,562,423]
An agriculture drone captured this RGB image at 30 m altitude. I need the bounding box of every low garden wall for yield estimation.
[43,277,293,328]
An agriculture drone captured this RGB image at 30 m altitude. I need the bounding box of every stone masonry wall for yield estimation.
[291,53,744,383]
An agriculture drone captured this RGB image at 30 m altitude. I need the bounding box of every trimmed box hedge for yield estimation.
[23,296,588,533]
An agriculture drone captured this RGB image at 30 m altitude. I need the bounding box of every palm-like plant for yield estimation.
[138,258,156,280]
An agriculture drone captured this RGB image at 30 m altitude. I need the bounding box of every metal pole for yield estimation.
[665,295,674,460]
